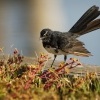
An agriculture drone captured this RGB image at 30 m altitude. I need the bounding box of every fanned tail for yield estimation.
[69,5,100,36]
[78,19,100,35]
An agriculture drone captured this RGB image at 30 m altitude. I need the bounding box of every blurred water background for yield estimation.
[0,0,100,65]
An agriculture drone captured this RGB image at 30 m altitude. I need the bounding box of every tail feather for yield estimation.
[79,19,100,35]
[69,5,100,35]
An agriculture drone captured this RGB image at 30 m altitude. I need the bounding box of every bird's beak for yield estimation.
[39,37,45,40]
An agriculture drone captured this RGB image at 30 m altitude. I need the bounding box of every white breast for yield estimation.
[45,46,67,55]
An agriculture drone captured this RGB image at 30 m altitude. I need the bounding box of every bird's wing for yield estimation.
[68,46,92,57]
[61,38,92,57]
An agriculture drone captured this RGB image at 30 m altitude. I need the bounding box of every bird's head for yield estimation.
[40,28,52,42]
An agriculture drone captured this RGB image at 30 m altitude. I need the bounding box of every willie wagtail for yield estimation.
[40,5,100,67]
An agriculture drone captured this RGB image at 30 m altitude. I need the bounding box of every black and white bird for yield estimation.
[40,5,100,67]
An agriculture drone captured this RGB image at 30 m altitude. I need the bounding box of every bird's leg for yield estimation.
[51,55,57,67]
[64,55,67,62]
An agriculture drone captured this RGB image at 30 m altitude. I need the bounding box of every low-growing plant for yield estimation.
[0,48,100,100]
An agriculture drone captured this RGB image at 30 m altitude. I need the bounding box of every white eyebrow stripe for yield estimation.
[44,31,48,35]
